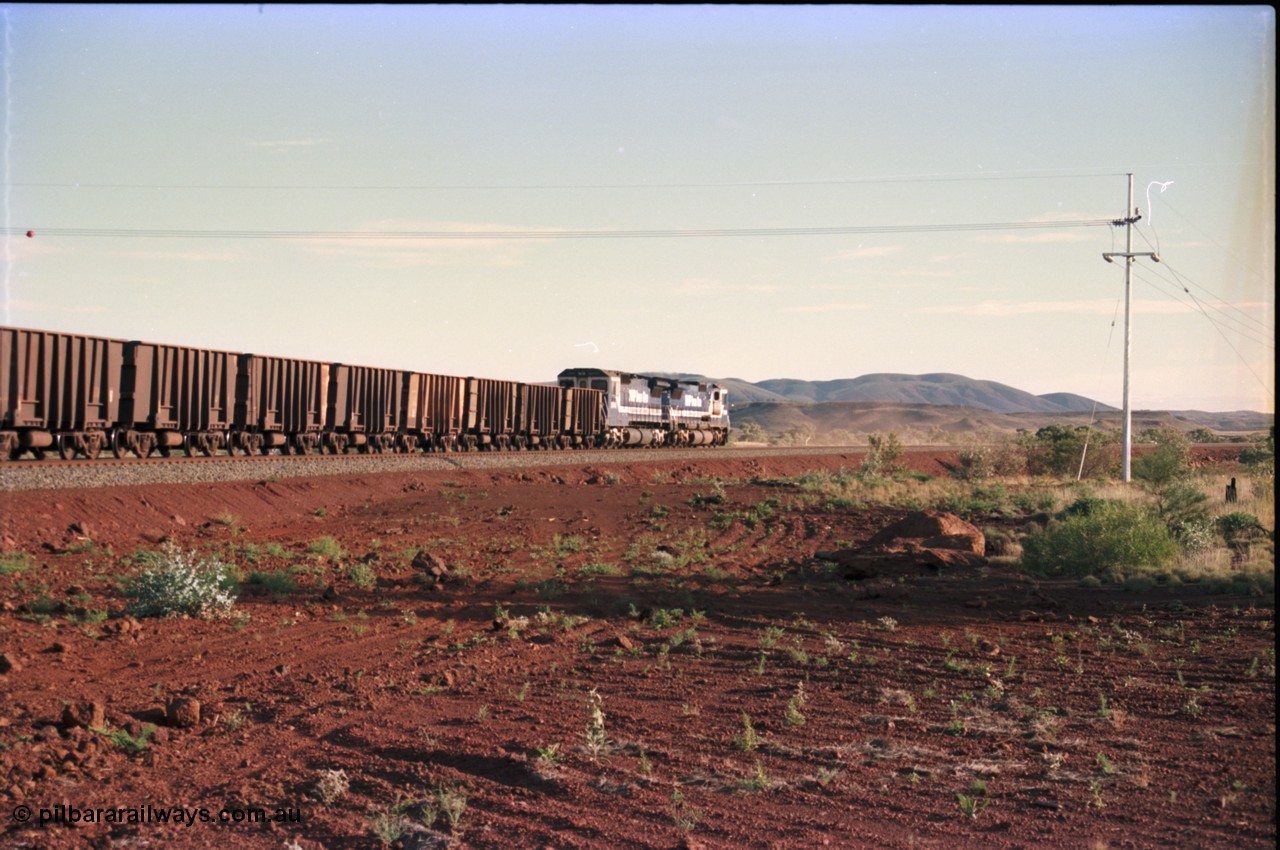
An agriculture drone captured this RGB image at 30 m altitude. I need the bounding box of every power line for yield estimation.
[1131,268,1275,406]
[1134,227,1272,337]
[3,218,1116,241]
[1133,267,1274,350]
[0,169,1128,192]
[1156,268,1276,405]
[1132,264,1274,346]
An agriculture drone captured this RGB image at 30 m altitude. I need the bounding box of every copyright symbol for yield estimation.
[12,805,31,822]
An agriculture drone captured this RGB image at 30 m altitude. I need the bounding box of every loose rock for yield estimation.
[61,701,106,730]
[412,550,450,582]
[166,697,201,728]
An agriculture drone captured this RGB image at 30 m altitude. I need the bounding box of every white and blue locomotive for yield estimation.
[557,368,730,447]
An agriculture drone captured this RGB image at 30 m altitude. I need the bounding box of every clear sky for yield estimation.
[1,5,1274,412]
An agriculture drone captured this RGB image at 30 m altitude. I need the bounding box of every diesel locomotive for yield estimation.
[557,368,729,447]
[0,326,729,461]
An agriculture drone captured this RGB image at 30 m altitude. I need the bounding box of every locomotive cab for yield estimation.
[708,388,724,418]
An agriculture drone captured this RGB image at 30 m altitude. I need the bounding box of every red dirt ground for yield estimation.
[0,449,1274,850]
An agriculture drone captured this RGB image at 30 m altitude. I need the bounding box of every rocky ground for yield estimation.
[0,449,1274,849]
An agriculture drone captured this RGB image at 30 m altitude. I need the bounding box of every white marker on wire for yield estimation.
[1145,181,1174,228]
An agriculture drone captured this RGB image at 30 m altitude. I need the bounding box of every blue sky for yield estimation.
[1,5,1273,412]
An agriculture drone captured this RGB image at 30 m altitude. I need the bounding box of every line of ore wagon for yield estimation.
[0,326,730,462]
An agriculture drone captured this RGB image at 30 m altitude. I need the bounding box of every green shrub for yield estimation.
[861,431,904,477]
[1173,517,1218,554]
[0,552,37,576]
[1133,428,1193,489]
[124,544,237,619]
[1239,429,1275,494]
[307,537,345,561]
[1238,430,1274,467]
[1020,500,1180,580]
[732,421,767,444]
[941,446,994,481]
[1060,495,1106,519]
[247,571,297,596]
[346,562,377,590]
[1155,483,1212,548]
[1023,424,1118,478]
[1216,511,1264,540]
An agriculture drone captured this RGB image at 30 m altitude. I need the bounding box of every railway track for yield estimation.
[0,445,877,493]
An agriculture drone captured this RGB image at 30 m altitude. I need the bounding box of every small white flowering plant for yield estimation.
[124,543,237,619]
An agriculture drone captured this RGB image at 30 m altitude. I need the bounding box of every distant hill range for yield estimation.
[654,372,1272,437]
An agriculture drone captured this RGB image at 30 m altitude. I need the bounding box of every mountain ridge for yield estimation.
[645,371,1271,435]
[660,371,1117,414]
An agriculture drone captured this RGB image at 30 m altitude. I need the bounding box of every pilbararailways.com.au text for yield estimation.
[22,803,303,829]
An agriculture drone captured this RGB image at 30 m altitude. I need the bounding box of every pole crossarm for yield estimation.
[1102,252,1160,263]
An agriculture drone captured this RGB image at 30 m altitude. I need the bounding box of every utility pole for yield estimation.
[1102,173,1159,483]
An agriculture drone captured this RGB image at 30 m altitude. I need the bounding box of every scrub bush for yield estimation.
[124,544,237,619]
[1020,500,1179,581]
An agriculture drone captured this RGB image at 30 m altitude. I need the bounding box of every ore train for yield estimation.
[0,327,730,462]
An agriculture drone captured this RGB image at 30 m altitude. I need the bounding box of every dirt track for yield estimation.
[0,450,1274,849]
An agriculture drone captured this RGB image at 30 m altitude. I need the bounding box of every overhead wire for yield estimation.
[1130,267,1272,350]
[0,218,1117,240]
[1139,262,1275,404]
[1130,266,1274,348]
[0,169,1129,192]
[1133,226,1271,337]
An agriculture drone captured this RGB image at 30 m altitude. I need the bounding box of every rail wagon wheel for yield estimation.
[58,437,77,461]
[294,436,311,456]
[112,434,130,459]
[184,436,199,457]
[201,438,215,458]
[226,438,241,457]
